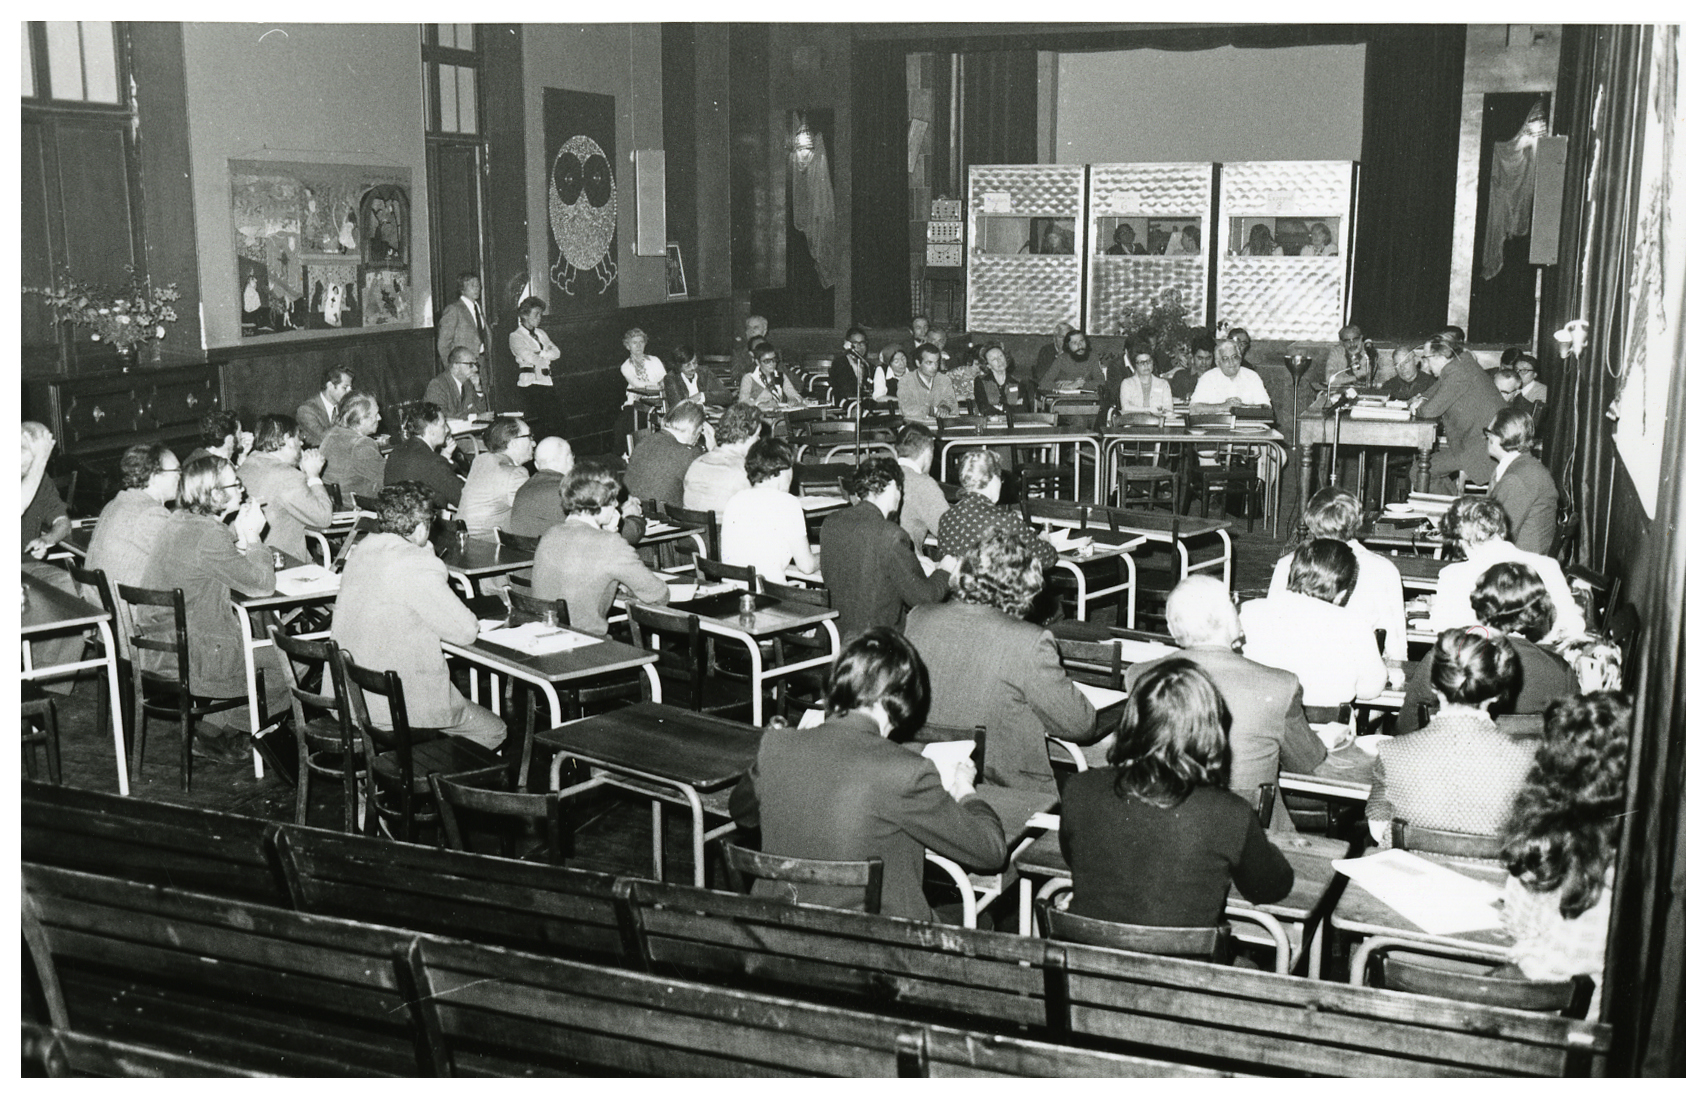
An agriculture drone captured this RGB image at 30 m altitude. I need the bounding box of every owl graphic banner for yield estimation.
[544,88,619,314]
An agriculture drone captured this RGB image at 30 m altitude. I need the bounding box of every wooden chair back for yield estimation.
[322,481,344,512]
[1038,905,1232,964]
[1390,819,1503,860]
[719,840,885,914]
[431,769,571,865]
[1377,954,1595,1019]
[1186,412,1235,429]
[339,652,432,843]
[1108,412,1164,429]
[330,514,380,571]
[1605,602,1641,667]
[912,723,987,785]
[506,589,571,627]
[626,603,706,712]
[1008,411,1059,427]
[695,553,758,592]
[664,501,720,559]
[352,492,382,514]
[496,529,539,555]
[1057,638,1123,689]
[271,628,362,832]
[1231,783,1278,829]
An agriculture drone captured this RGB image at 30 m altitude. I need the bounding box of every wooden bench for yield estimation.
[273,824,637,965]
[22,781,290,906]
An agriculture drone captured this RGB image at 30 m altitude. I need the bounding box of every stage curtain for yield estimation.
[962,50,1037,166]
[850,45,912,327]
[1352,25,1466,339]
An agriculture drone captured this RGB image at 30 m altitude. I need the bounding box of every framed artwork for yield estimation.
[664,241,688,299]
[544,87,619,315]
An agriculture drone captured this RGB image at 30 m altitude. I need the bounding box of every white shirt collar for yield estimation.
[1494,450,1521,482]
[461,295,482,318]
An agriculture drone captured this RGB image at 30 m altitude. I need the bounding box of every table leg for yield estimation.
[97,620,129,796]
[1415,444,1431,493]
[1018,876,1035,937]
[233,605,266,778]
[1122,552,1139,630]
[652,800,665,880]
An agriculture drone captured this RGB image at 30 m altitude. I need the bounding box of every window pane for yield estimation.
[22,25,35,97]
[438,63,457,135]
[455,24,475,51]
[437,23,458,49]
[44,21,82,100]
[456,66,477,133]
[81,21,118,103]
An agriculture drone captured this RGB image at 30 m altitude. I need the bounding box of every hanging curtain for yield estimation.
[851,45,910,325]
[1479,100,1549,280]
[962,50,1037,166]
[790,114,838,289]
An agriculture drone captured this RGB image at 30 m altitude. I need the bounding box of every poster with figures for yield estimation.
[544,88,619,314]
[230,159,410,337]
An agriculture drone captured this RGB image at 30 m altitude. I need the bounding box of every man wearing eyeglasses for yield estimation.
[456,417,534,534]
[424,347,488,419]
[237,414,333,562]
[738,342,806,412]
[1512,354,1549,403]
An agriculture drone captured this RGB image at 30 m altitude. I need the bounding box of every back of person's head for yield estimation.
[118,443,174,490]
[1164,575,1242,648]
[533,436,573,474]
[483,416,527,452]
[199,410,241,447]
[1444,497,1509,549]
[956,448,1003,493]
[561,468,620,515]
[1440,325,1466,342]
[1429,627,1519,707]
[404,401,444,439]
[1500,691,1631,919]
[1426,331,1464,359]
[1470,561,1557,641]
[177,455,234,516]
[321,365,351,391]
[668,344,696,371]
[251,414,299,454]
[744,439,793,485]
[715,402,765,447]
[1501,346,1526,367]
[843,456,902,500]
[662,399,707,435]
[951,528,1044,618]
[1286,538,1359,604]
[376,481,436,537]
[1108,658,1232,806]
[337,392,378,429]
[822,627,930,741]
[1302,487,1363,542]
[894,423,936,464]
[1488,405,1535,452]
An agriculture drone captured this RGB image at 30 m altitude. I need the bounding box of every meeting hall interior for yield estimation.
[17,21,1684,1077]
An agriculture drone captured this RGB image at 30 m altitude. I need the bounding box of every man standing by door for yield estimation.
[437,271,489,398]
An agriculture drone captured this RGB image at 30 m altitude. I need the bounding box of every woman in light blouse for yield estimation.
[737,340,805,411]
[618,326,667,405]
[508,296,560,388]
[1117,350,1173,416]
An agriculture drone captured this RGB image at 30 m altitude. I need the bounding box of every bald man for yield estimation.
[505,436,574,538]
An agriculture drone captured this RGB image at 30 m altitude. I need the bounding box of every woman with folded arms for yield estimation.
[1061,658,1293,928]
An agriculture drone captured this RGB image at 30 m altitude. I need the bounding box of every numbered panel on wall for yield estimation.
[1086,162,1213,336]
[966,165,1086,334]
[1216,160,1357,342]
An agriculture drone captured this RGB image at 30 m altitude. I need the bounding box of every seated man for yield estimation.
[456,417,533,534]
[1487,406,1558,554]
[1428,498,1584,641]
[1190,338,1271,412]
[507,436,573,537]
[1038,329,1105,393]
[1032,321,1071,380]
[737,341,806,411]
[894,424,949,549]
[682,401,765,516]
[935,449,1057,569]
[1105,222,1146,255]
[1268,487,1406,661]
[905,528,1097,792]
[86,443,180,597]
[423,347,487,419]
[186,409,251,467]
[626,400,707,509]
[531,469,669,636]
[1378,344,1433,403]
[1492,367,1535,415]
[1126,577,1375,829]
[1311,323,1393,394]
[384,401,464,511]
[1162,336,1214,402]
[295,366,352,446]
[1241,539,1388,714]
[721,439,818,584]
[818,457,954,635]
[318,392,387,504]
[331,482,505,750]
[236,414,333,562]
[895,343,959,424]
[729,627,1007,922]
[1513,353,1548,403]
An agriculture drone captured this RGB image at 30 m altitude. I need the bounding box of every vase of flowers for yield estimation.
[1115,287,1196,371]
[26,266,180,371]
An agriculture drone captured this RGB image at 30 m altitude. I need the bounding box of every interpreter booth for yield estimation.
[1086,162,1213,335]
[1215,159,1358,341]
[966,164,1087,334]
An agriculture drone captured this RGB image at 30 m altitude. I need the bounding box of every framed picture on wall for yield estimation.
[664,241,688,299]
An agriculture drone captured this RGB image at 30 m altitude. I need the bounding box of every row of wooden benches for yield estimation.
[22,783,1610,1077]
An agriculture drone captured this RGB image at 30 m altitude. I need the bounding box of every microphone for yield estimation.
[1327,386,1360,412]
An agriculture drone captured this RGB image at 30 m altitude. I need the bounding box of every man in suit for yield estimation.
[730,628,1007,921]
[506,436,573,538]
[86,443,180,598]
[1492,367,1536,416]
[1486,406,1560,555]
[294,366,352,446]
[530,468,669,636]
[1125,578,1374,830]
[1513,353,1549,403]
[331,482,506,750]
[906,528,1097,792]
[384,401,464,510]
[236,414,333,562]
[436,270,488,375]
[626,401,706,509]
[423,347,487,419]
[818,457,954,636]
[1409,333,1506,489]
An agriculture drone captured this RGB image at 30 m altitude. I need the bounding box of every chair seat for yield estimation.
[1117,463,1176,480]
[372,736,500,793]
[301,715,363,753]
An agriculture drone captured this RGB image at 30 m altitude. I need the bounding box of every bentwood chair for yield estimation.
[431,769,574,865]
[271,629,364,832]
[1389,818,1503,860]
[1357,946,1596,1019]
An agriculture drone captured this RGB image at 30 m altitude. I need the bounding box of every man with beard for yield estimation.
[1038,328,1106,392]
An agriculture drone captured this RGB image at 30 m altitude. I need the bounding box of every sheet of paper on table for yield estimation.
[800,496,847,513]
[274,564,341,594]
[1116,638,1177,665]
[643,519,682,536]
[920,739,975,791]
[1074,681,1128,711]
[478,621,607,655]
[664,580,739,603]
[1330,848,1505,936]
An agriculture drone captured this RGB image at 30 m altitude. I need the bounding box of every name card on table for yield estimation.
[1330,848,1504,936]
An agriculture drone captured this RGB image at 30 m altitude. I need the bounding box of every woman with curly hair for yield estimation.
[904,527,1097,792]
[1060,658,1293,927]
[1397,561,1579,735]
[1498,691,1630,1011]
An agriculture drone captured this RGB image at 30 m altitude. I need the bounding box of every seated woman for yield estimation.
[1299,221,1338,256]
[1499,691,1630,1013]
[972,343,1037,415]
[1240,538,1388,717]
[729,627,1008,921]
[617,326,668,404]
[1240,223,1279,256]
[1366,628,1534,846]
[1268,488,1406,662]
[737,340,805,412]
[318,391,386,503]
[905,528,1098,792]
[1117,349,1174,417]
[1397,561,1579,735]
[1061,658,1294,927]
[661,344,734,409]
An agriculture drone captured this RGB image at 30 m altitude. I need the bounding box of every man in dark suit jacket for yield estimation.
[383,402,464,509]
[506,436,573,537]
[730,628,1007,921]
[1410,336,1505,487]
[1486,406,1559,555]
[818,458,953,636]
[423,347,487,418]
[436,270,488,372]
[625,402,707,509]
[294,367,351,446]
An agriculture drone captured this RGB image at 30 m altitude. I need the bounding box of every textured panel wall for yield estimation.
[1087,163,1212,334]
[1217,161,1355,341]
[969,163,1085,213]
[1087,256,1208,334]
[1219,159,1353,212]
[967,164,1085,333]
[1089,162,1212,214]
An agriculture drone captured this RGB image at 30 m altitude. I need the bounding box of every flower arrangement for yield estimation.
[1115,286,1194,355]
[26,266,181,354]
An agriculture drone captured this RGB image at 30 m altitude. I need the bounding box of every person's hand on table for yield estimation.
[946,760,979,803]
[620,496,643,519]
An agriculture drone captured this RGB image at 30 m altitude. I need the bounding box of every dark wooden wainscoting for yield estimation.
[219,327,440,435]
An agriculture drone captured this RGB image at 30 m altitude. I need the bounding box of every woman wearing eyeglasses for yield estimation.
[738,340,805,412]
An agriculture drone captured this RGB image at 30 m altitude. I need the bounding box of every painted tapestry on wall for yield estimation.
[544,88,619,314]
[231,160,411,337]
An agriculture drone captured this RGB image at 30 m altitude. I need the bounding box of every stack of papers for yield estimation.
[1073,681,1128,712]
[1115,638,1177,665]
[1331,849,1505,935]
[274,564,340,595]
[478,621,606,655]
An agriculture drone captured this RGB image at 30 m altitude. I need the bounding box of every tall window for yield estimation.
[23,21,122,104]
[421,24,488,336]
